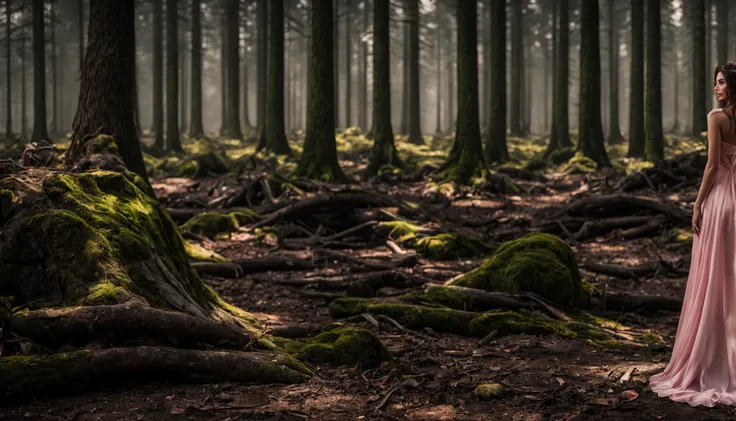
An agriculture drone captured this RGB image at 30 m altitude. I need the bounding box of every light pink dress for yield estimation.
[649,139,736,407]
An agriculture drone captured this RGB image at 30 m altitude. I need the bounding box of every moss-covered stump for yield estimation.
[179,210,259,238]
[376,221,496,260]
[277,327,391,368]
[0,168,257,332]
[328,297,625,347]
[449,232,590,309]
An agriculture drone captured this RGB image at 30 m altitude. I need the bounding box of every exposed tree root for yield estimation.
[573,216,654,241]
[581,260,660,280]
[594,291,683,312]
[11,301,268,351]
[0,346,311,404]
[551,194,689,223]
[250,191,426,229]
[191,257,315,278]
[312,249,420,272]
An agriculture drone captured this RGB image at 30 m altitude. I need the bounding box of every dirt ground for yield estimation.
[2,136,733,421]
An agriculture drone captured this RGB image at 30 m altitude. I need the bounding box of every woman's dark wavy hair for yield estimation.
[715,62,736,133]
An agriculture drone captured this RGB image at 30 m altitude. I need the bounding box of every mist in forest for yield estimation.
[0,0,730,142]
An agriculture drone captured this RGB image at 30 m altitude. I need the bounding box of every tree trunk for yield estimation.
[223,0,243,139]
[446,28,454,131]
[166,0,182,151]
[577,0,611,167]
[716,0,727,66]
[691,0,707,134]
[399,14,409,135]
[545,0,570,155]
[264,0,290,154]
[406,0,421,145]
[242,2,252,130]
[5,0,12,140]
[365,0,402,176]
[20,7,27,139]
[437,0,485,183]
[627,0,644,157]
[333,0,339,129]
[78,0,85,73]
[434,3,441,133]
[509,0,522,137]
[31,0,49,143]
[344,0,352,128]
[256,0,268,148]
[645,0,664,161]
[50,0,57,135]
[606,0,623,145]
[484,0,508,164]
[549,0,557,143]
[360,0,369,131]
[66,0,150,186]
[189,0,204,138]
[179,21,188,134]
[219,7,228,136]
[295,0,348,182]
[152,0,164,148]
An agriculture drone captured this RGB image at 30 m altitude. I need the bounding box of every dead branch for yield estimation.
[581,260,660,281]
[551,194,689,222]
[191,257,316,278]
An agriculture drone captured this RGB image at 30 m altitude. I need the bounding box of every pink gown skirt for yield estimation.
[649,140,736,407]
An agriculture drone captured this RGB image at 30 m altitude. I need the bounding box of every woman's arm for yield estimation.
[694,110,723,210]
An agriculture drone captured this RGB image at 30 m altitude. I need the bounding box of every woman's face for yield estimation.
[715,71,729,102]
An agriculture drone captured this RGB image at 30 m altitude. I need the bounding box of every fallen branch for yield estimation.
[0,346,310,403]
[594,291,683,312]
[552,194,689,223]
[312,248,419,272]
[191,257,316,278]
[581,261,660,281]
[11,301,266,351]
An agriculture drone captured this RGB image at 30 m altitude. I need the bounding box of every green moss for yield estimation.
[475,383,505,400]
[665,227,693,243]
[636,331,664,345]
[0,350,92,402]
[376,221,495,259]
[88,134,120,154]
[328,298,621,347]
[560,151,597,174]
[230,209,260,225]
[173,151,230,179]
[180,212,239,238]
[0,189,14,202]
[184,241,230,262]
[450,232,589,308]
[402,286,474,310]
[283,327,391,368]
[0,170,259,332]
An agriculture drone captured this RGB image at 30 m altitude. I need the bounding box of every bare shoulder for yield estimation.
[709,108,725,119]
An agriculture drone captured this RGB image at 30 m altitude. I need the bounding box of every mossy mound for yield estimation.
[184,241,230,262]
[560,152,597,175]
[377,221,496,260]
[179,210,259,238]
[278,327,391,368]
[450,232,589,308]
[0,168,258,332]
[475,383,505,400]
[173,151,230,179]
[328,298,619,347]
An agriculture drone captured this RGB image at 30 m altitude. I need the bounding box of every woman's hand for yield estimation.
[692,205,702,235]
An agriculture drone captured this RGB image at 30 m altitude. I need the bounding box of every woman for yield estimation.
[649,62,736,407]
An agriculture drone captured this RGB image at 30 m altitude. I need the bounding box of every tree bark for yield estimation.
[179,19,188,134]
[20,6,27,138]
[606,0,623,145]
[31,0,49,143]
[189,0,204,138]
[264,0,291,154]
[577,0,611,167]
[295,0,348,182]
[360,0,369,131]
[437,0,485,183]
[219,6,228,136]
[509,0,523,137]
[166,0,182,151]
[257,0,268,145]
[66,0,150,186]
[545,0,570,155]
[627,0,644,157]
[434,3,441,133]
[152,0,164,148]
[406,0,422,145]
[78,0,85,73]
[5,0,12,140]
[365,0,402,176]
[223,0,243,139]
[242,1,252,129]
[344,0,352,128]
[645,0,664,161]
[691,0,707,134]
[50,0,57,135]
[484,0,508,164]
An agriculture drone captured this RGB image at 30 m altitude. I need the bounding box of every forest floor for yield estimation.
[1,130,734,420]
